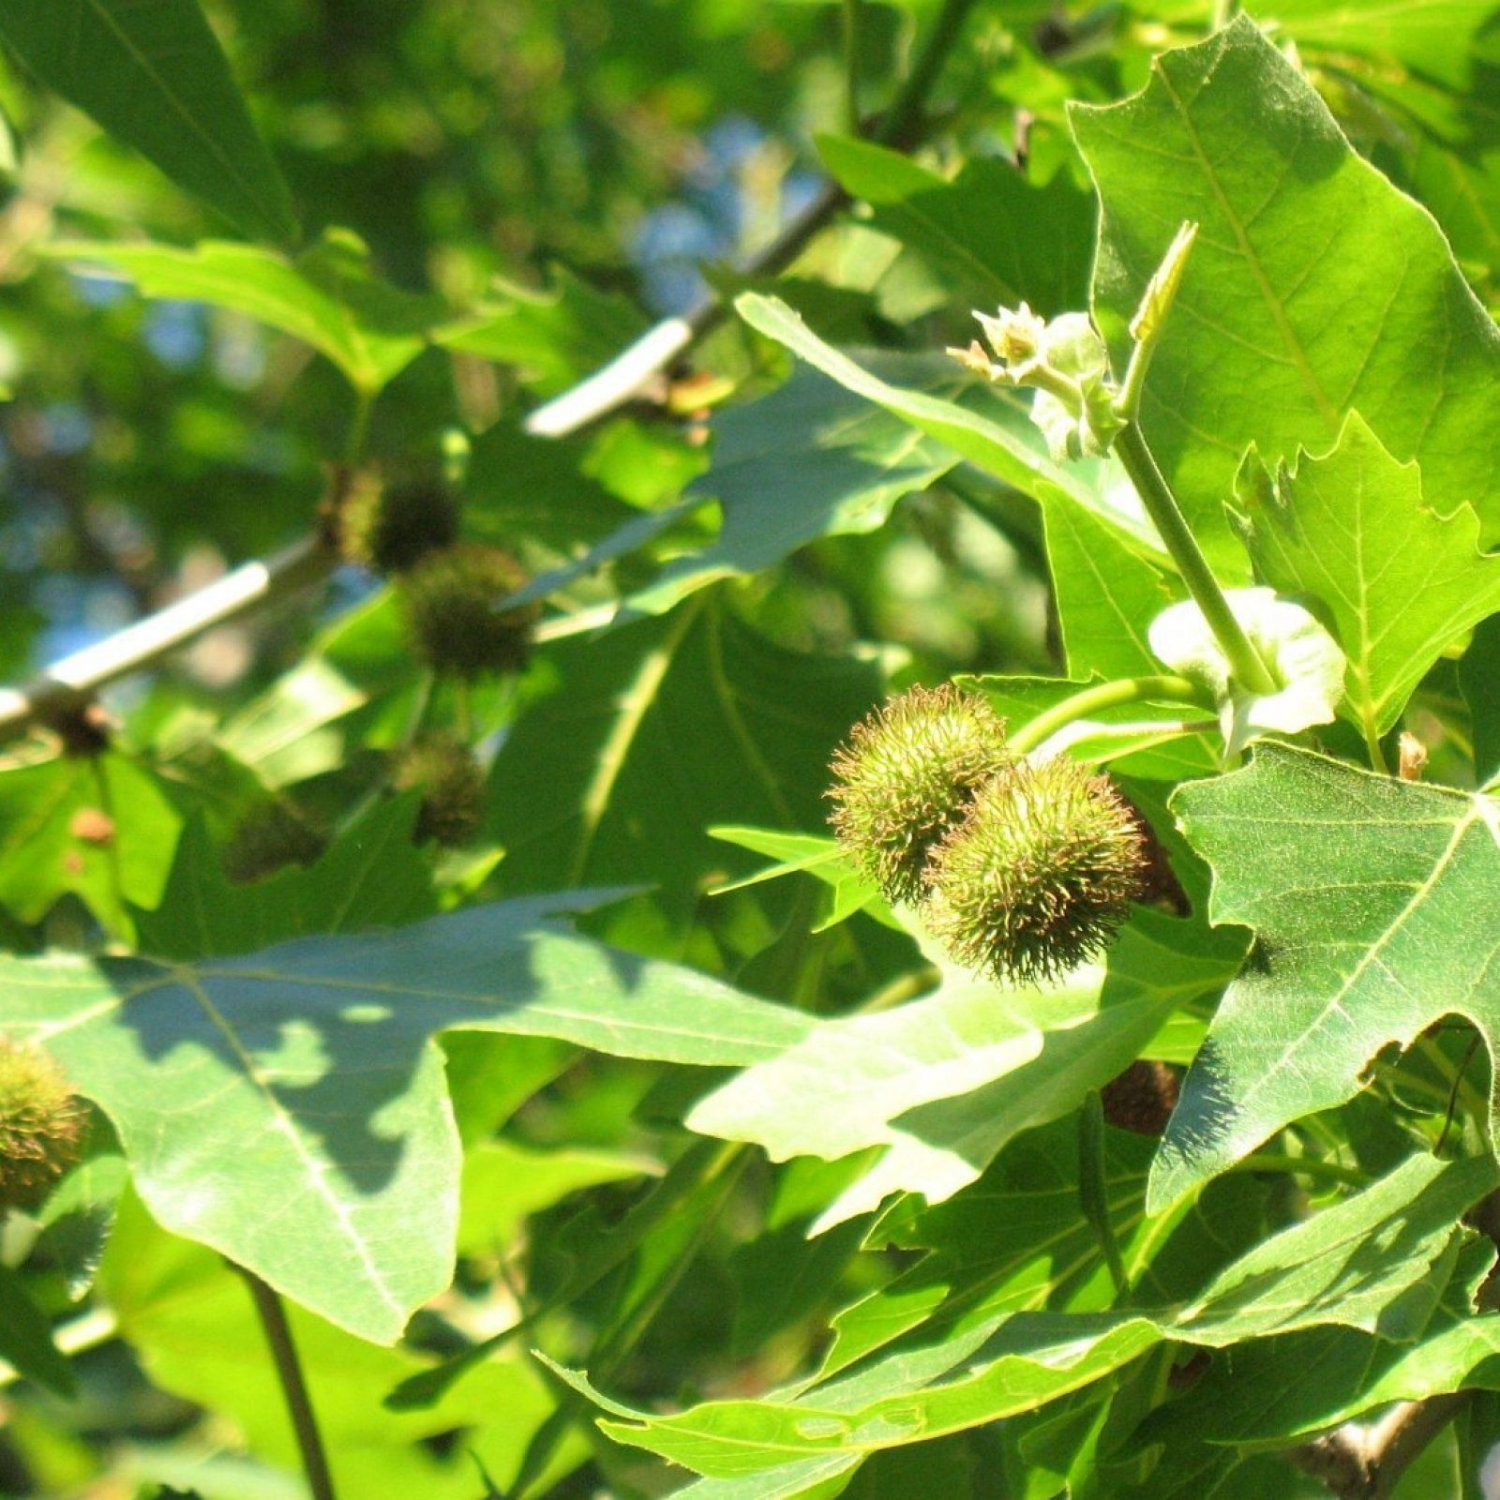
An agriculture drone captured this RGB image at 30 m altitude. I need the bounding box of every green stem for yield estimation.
[842,0,864,134]
[1008,674,1208,756]
[1113,423,1277,697]
[1362,711,1391,776]
[1079,1093,1127,1296]
[874,0,978,147]
[345,387,374,466]
[240,1268,337,1500]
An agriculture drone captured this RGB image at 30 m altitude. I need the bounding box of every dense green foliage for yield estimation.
[3,2,1500,1497]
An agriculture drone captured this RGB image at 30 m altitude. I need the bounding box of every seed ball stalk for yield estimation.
[827,684,1012,905]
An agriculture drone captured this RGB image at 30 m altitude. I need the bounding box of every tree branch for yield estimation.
[1290,1392,1471,1498]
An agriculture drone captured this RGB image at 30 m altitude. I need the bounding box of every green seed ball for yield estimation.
[925,756,1148,985]
[828,684,1012,905]
[393,734,487,847]
[342,471,461,576]
[0,1039,86,1213]
[402,543,540,680]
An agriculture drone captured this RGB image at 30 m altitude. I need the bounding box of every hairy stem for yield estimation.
[1008,674,1208,756]
[240,1268,337,1500]
[1113,423,1277,697]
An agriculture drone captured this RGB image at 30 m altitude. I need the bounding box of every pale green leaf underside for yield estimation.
[0,902,810,1341]
[1240,413,1500,737]
[1071,16,1500,570]
[1159,743,1500,1208]
[689,908,1242,1229]
[0,0,296,242]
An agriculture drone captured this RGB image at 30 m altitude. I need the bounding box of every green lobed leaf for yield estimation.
[1040,492,1182,681]
[816,135,1095,314]
[135,798,439,962]
[0,750,181,933]
[0,0,297,243]
[1238,413,1500,738]
[0,899,811,1341]
[485,593,881,921]
[49,231,444,393]
[1070,16,1500,570]
[734,292,1165,561]
[561,1314,1162,1478]
[1157,743,1500,1209]
[1135,1238,1500,1450]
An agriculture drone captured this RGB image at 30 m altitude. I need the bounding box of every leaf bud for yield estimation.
[402,542,540,680]
[393,734,487,847]
[827,684,1012,905]
[924,756,1148,985]
[341,469,462,576]
[0,1039,86,1213]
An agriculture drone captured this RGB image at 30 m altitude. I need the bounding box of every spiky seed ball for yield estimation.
[393,734,486,847]
[341,470,461,575]
[0,1039,86,1213]
[223,801,327,885]
[402,543,539,680]
[827,684,1013,905]
[924,756,1148,985]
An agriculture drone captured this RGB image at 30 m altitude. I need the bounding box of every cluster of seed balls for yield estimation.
[225,473,535,881]
[828,684,1150,985]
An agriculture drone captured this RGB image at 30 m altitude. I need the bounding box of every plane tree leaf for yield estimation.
[49,232,444,393]
[1070,16,1500,569]
[0,0,297,243]
[688,907,1244,1230]
[816,134,1095,315]
[1238,414,1500,740]
[485,594,881,920]
[1156,743,1500,1209]
[0,900,811,1342]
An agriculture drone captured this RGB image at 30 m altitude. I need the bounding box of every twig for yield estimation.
[239,1266,338,1500]
[1290,1393,1471,1498]
[0,535,338,745]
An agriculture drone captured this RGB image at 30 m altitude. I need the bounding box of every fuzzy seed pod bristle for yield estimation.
[827,684,1012,905]
[402,543,539,680]
[924,756,1148,985]
[0,1039,86,1213]
[393,734,486,847]
[341,470,461,576]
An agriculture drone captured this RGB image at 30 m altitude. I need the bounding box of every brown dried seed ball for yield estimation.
[827,684,1012,906]
[402,543,539,680]
[0,1039,87,1213]
[1100,1059,1180,1137]
[924,756,1148,985]
[341,470,461,576]
[392,735,486,847]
